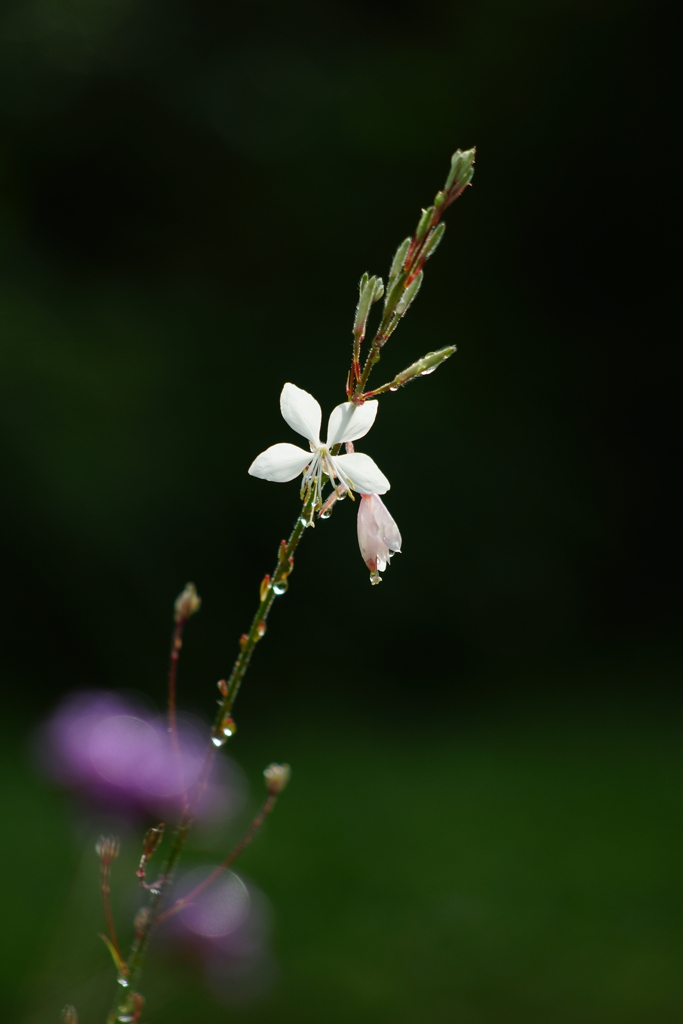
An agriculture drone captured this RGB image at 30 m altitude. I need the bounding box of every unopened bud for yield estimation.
[134,906,150,934]
[354,274,383,336]
[444,147,475,195]
[95,835,120,866]
[259,574,271,601]
[61,1007,78,1024]
[142,824,164,860]
[174,582,201,623]
[388,237,411,281]
[394,345,456,386]
[217,678,228,696]
[131,993,145,1014]
[395,270,423,315]
[415,205,435,241]
[423,222,446,260]
[263,762,291,795]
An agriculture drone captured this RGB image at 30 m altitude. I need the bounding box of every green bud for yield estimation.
[354,274,383,335]
[394,345,456,385]
[395,271,423,316]
[388,237,411,282]
[423,222,446,260]
[415,205,435,241]
[434,190,447,209]
[444,147,476,194]
[358,272,369,294]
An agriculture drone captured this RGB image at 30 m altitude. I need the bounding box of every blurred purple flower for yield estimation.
[38,690,244,821]
[164,866,276,1004]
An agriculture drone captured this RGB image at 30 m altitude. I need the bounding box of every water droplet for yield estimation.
[336,491,347,502]
[319,508,332,519]
[389,384,399,391]
[211,735,226,748]
[117,1016,135,1023]
[117,977,129,988]
[221,715,237,737]
[420,366,436,375]
[272,579,289,595]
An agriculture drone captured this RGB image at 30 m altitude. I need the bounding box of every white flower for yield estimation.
[357,493,402,584]
[248,383,390,506]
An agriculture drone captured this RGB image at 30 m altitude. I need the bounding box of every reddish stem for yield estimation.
[155,793,277,925]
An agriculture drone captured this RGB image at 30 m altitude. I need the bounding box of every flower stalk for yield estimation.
[100,145,474,1023]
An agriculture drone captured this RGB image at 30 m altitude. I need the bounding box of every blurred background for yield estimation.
[1,0,681,1020]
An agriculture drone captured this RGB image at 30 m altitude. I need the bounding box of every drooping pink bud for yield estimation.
[357,494,402,584]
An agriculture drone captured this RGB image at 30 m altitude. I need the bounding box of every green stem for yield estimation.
[213,492,315,730]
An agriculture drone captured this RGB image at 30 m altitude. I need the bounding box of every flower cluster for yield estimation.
[249,383,401,583]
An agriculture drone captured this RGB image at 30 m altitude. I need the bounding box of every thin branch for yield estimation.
[156,793,278,926]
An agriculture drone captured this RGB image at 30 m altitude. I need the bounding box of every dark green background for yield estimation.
[1,0,680,1020]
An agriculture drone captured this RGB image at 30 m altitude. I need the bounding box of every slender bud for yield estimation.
[354,274,383,337]
[131,993,145,1015]
[61,1007,78,1024]
[395,271,423,315]
[259,574,271,601]
[174,582,201,624]
[444,147,476,196]
[134,906,150,935]
[423,222,446,260]
[415,205,435,241]
[394,345,456,386]
[264,762,291,795]
[142,824,164,861]
[217,678,228,696]
[388,237,411,282]
[95,835,120,867]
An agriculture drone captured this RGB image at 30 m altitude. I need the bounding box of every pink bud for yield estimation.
[357,494,402,583]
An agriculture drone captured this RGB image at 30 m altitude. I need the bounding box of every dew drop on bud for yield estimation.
[256,620,267,638]
[272,579,288,595]
[389,385,399,392]
[319,508,332,520]
[420,366,436,375]
[239,634,249,651]
[211,735,226,747]
[221,715,237,738]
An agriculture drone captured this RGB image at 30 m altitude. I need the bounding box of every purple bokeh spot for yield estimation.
[37,690,245,822]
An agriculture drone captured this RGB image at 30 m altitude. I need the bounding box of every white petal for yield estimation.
[248,443,311,482]
[280,383,322,445]
[333,452,390,494]
[326,400,378,447]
